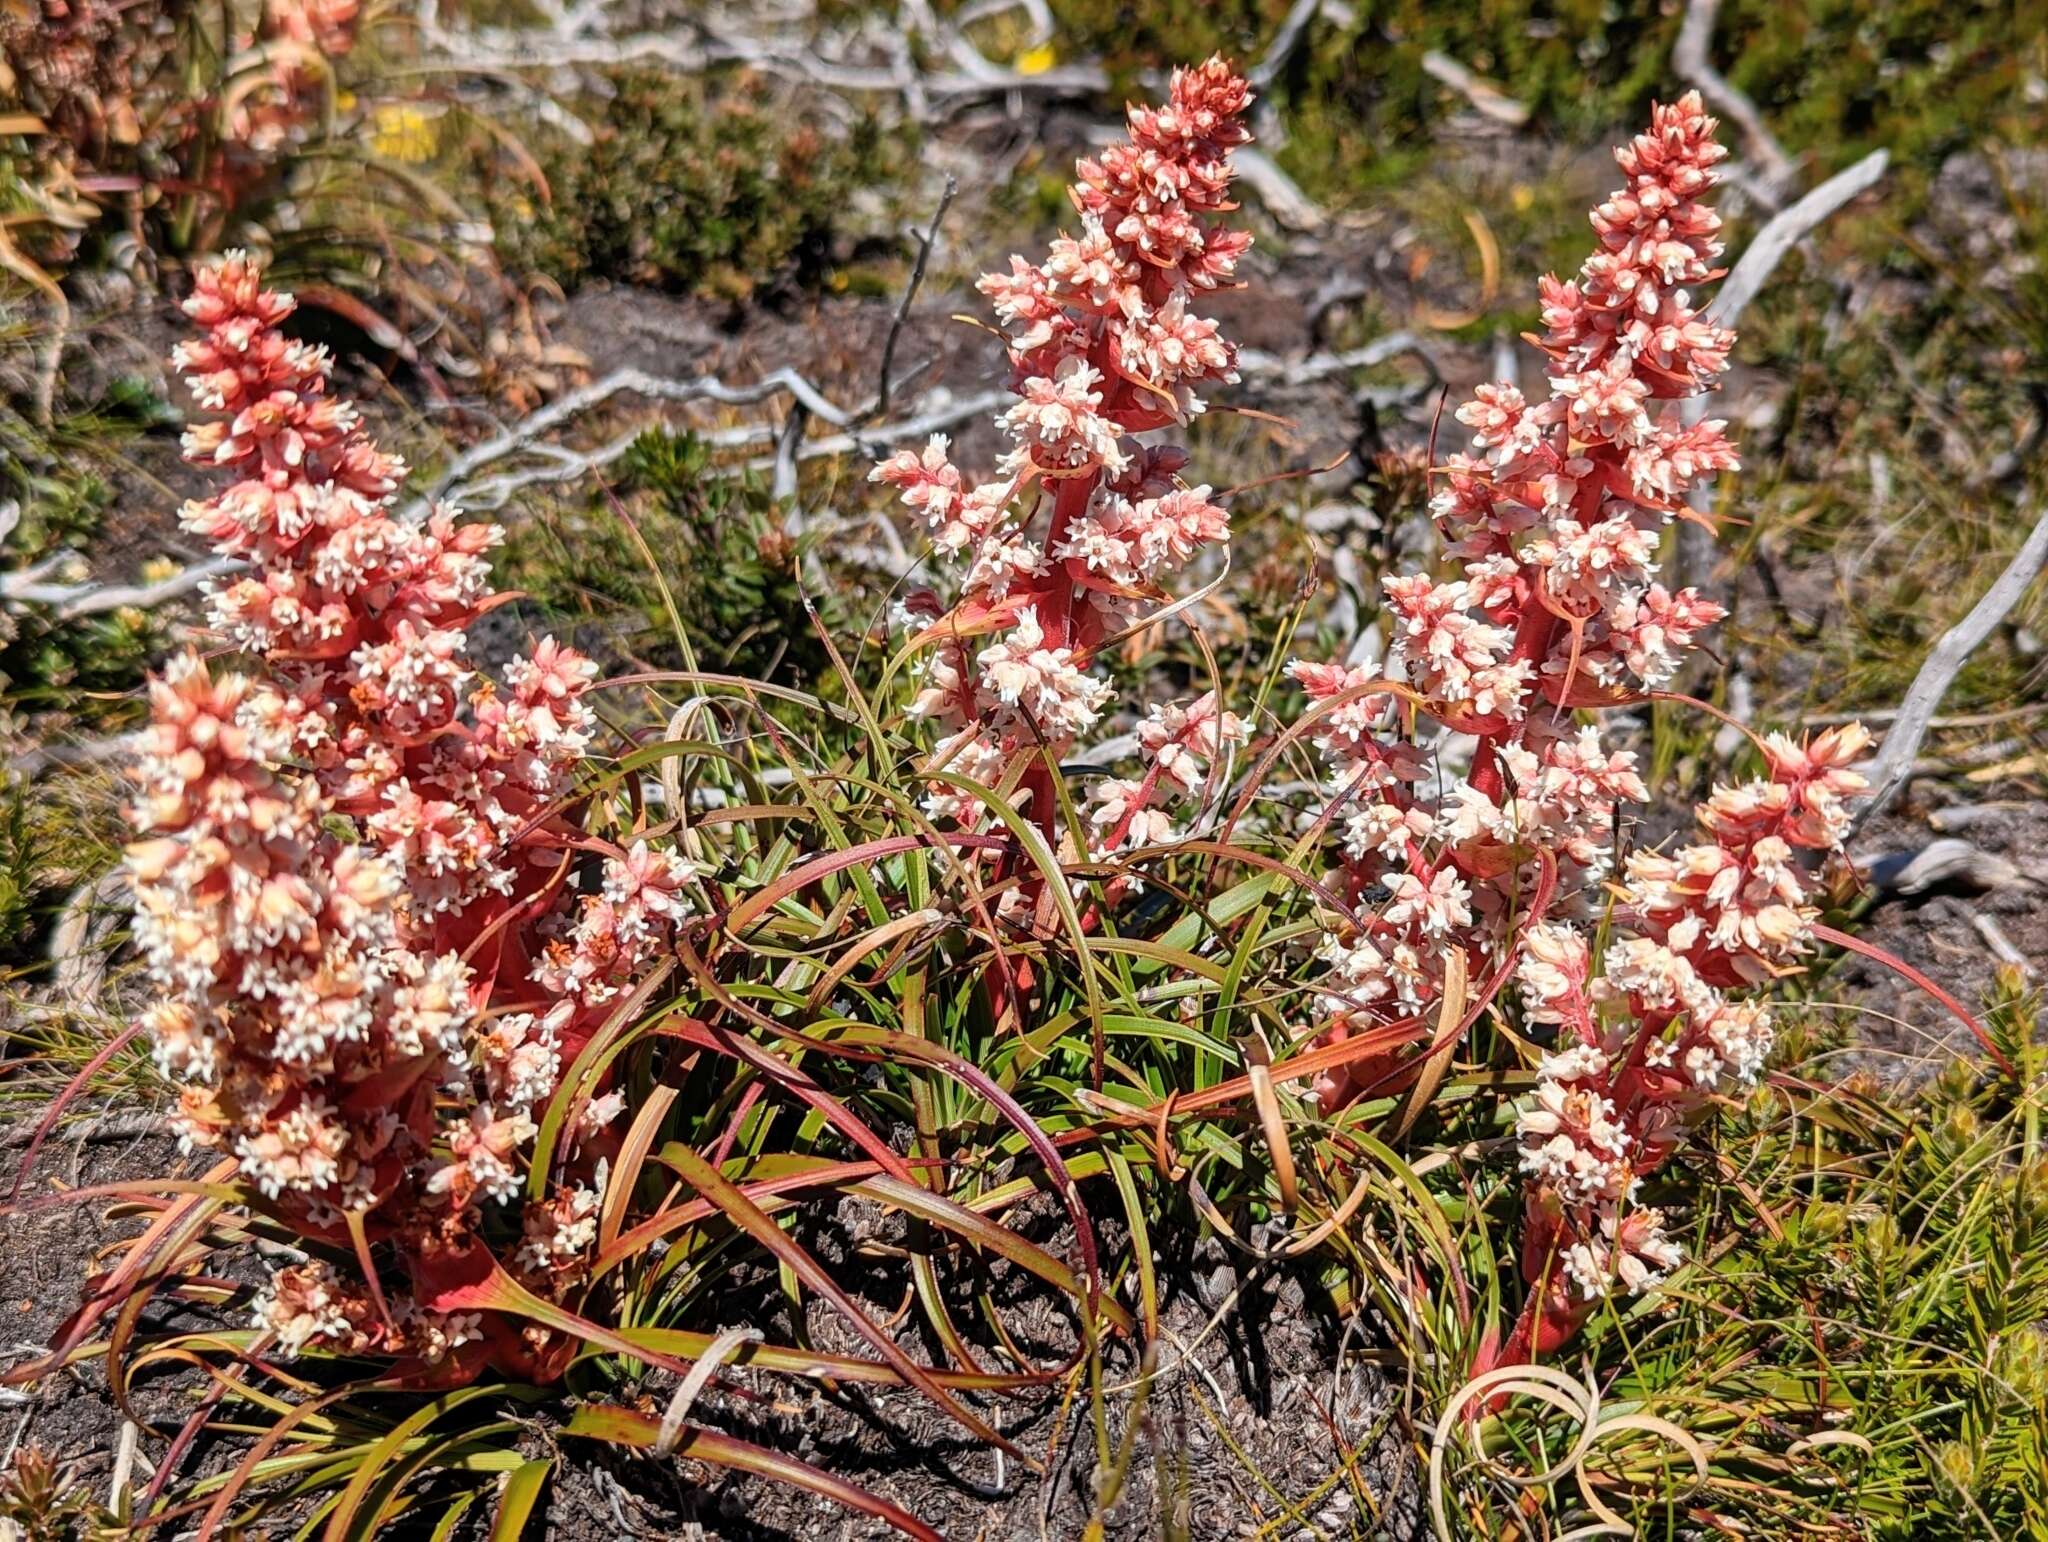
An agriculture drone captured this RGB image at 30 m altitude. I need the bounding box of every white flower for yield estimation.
[1384,868,1473,937]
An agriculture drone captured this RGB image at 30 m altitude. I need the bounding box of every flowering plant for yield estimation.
[877,78,1872,1369]
[12,54,1987,1541]
[118,250,705,1378]
[1276,92,1879,1366]
[872,58,1251,854]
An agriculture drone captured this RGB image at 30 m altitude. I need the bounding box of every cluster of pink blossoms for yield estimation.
[871,57,1253,861]
[867,75,1858,1365]
[213,0,365,202]
[128,254,698,1375]
[1507,725,1867,1352]
[1276,95,1869,1362]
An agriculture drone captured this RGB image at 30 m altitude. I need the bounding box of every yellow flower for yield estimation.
[1015,44,1058,77]
[368,104,438,165]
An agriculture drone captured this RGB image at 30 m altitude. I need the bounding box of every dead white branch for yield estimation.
[1858,838,2026,896]
[36,320,1447,615]
[1420,51,1530,128]
[446,386,1016,512]
[750,388,1012,468]
[1971,913,2034,976]
[1852,503,2048,833]
[420,367,858,508]
[50,870,127,1007]
[1929,801,2047,834]
[1249,0,1326,90]
[8,731,140,779]
[1674,0,1797,194]
[408,0,1106,123]
[2,554,239,621]
[1708,149,1888,328]
[1678,148,1889,570]
[1233,148,1327,232]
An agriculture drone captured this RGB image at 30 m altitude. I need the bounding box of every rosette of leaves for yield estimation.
[0,1446,120,1542]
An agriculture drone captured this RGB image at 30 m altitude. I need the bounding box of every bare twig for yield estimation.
[47,318,1447,615]
[450,386,1016,512]
[1858,838,2026,896]
[771,404,808,510]
[408,0,1105,123]
[2,554,239,620]
[108,1420,139,1515]
[1970,913,2034,976]
[654,1325,763,1454]
[870,176,958,421]
[7,731,140,779]
[1678,148,1889,576]
[1248,0,1325,90]
[34,300,69,430]
[1233,148,1327,232]
[1929,801,2047,834]
[1707,149,1888,328]
[750,388,1012,468]
[1852,503,2048,835]
[1673,0,1796,195]
[50,871,127,1007]
[417,366,856,509]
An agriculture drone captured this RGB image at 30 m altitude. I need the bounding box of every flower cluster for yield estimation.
[1507,725,1867,1353]
[871,58,1252,859]
[1276,95,1865,1364]
[129,254,698,1374]
[225,1,364,168]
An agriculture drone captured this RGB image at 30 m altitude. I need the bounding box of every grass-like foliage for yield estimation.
[498,428,850,685]
[0,53,2033,1542]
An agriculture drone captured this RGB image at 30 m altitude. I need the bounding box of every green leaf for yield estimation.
[489,1459,552,1542]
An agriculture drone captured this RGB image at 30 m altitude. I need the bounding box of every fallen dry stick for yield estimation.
[1852,501,2048,834]
[1679,147,1890,568]
[1674,0,1797,194]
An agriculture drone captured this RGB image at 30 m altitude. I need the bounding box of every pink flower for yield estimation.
[1279,95,1869,1373]
[1384,868,1474,937]
[127,256,696,1374]
[873,58,1255,881]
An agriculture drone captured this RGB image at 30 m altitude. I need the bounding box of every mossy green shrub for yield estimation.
[496,429,853,686]
[1049,0,2037,200]
[485,70,907,299]
[1,459,161,741]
